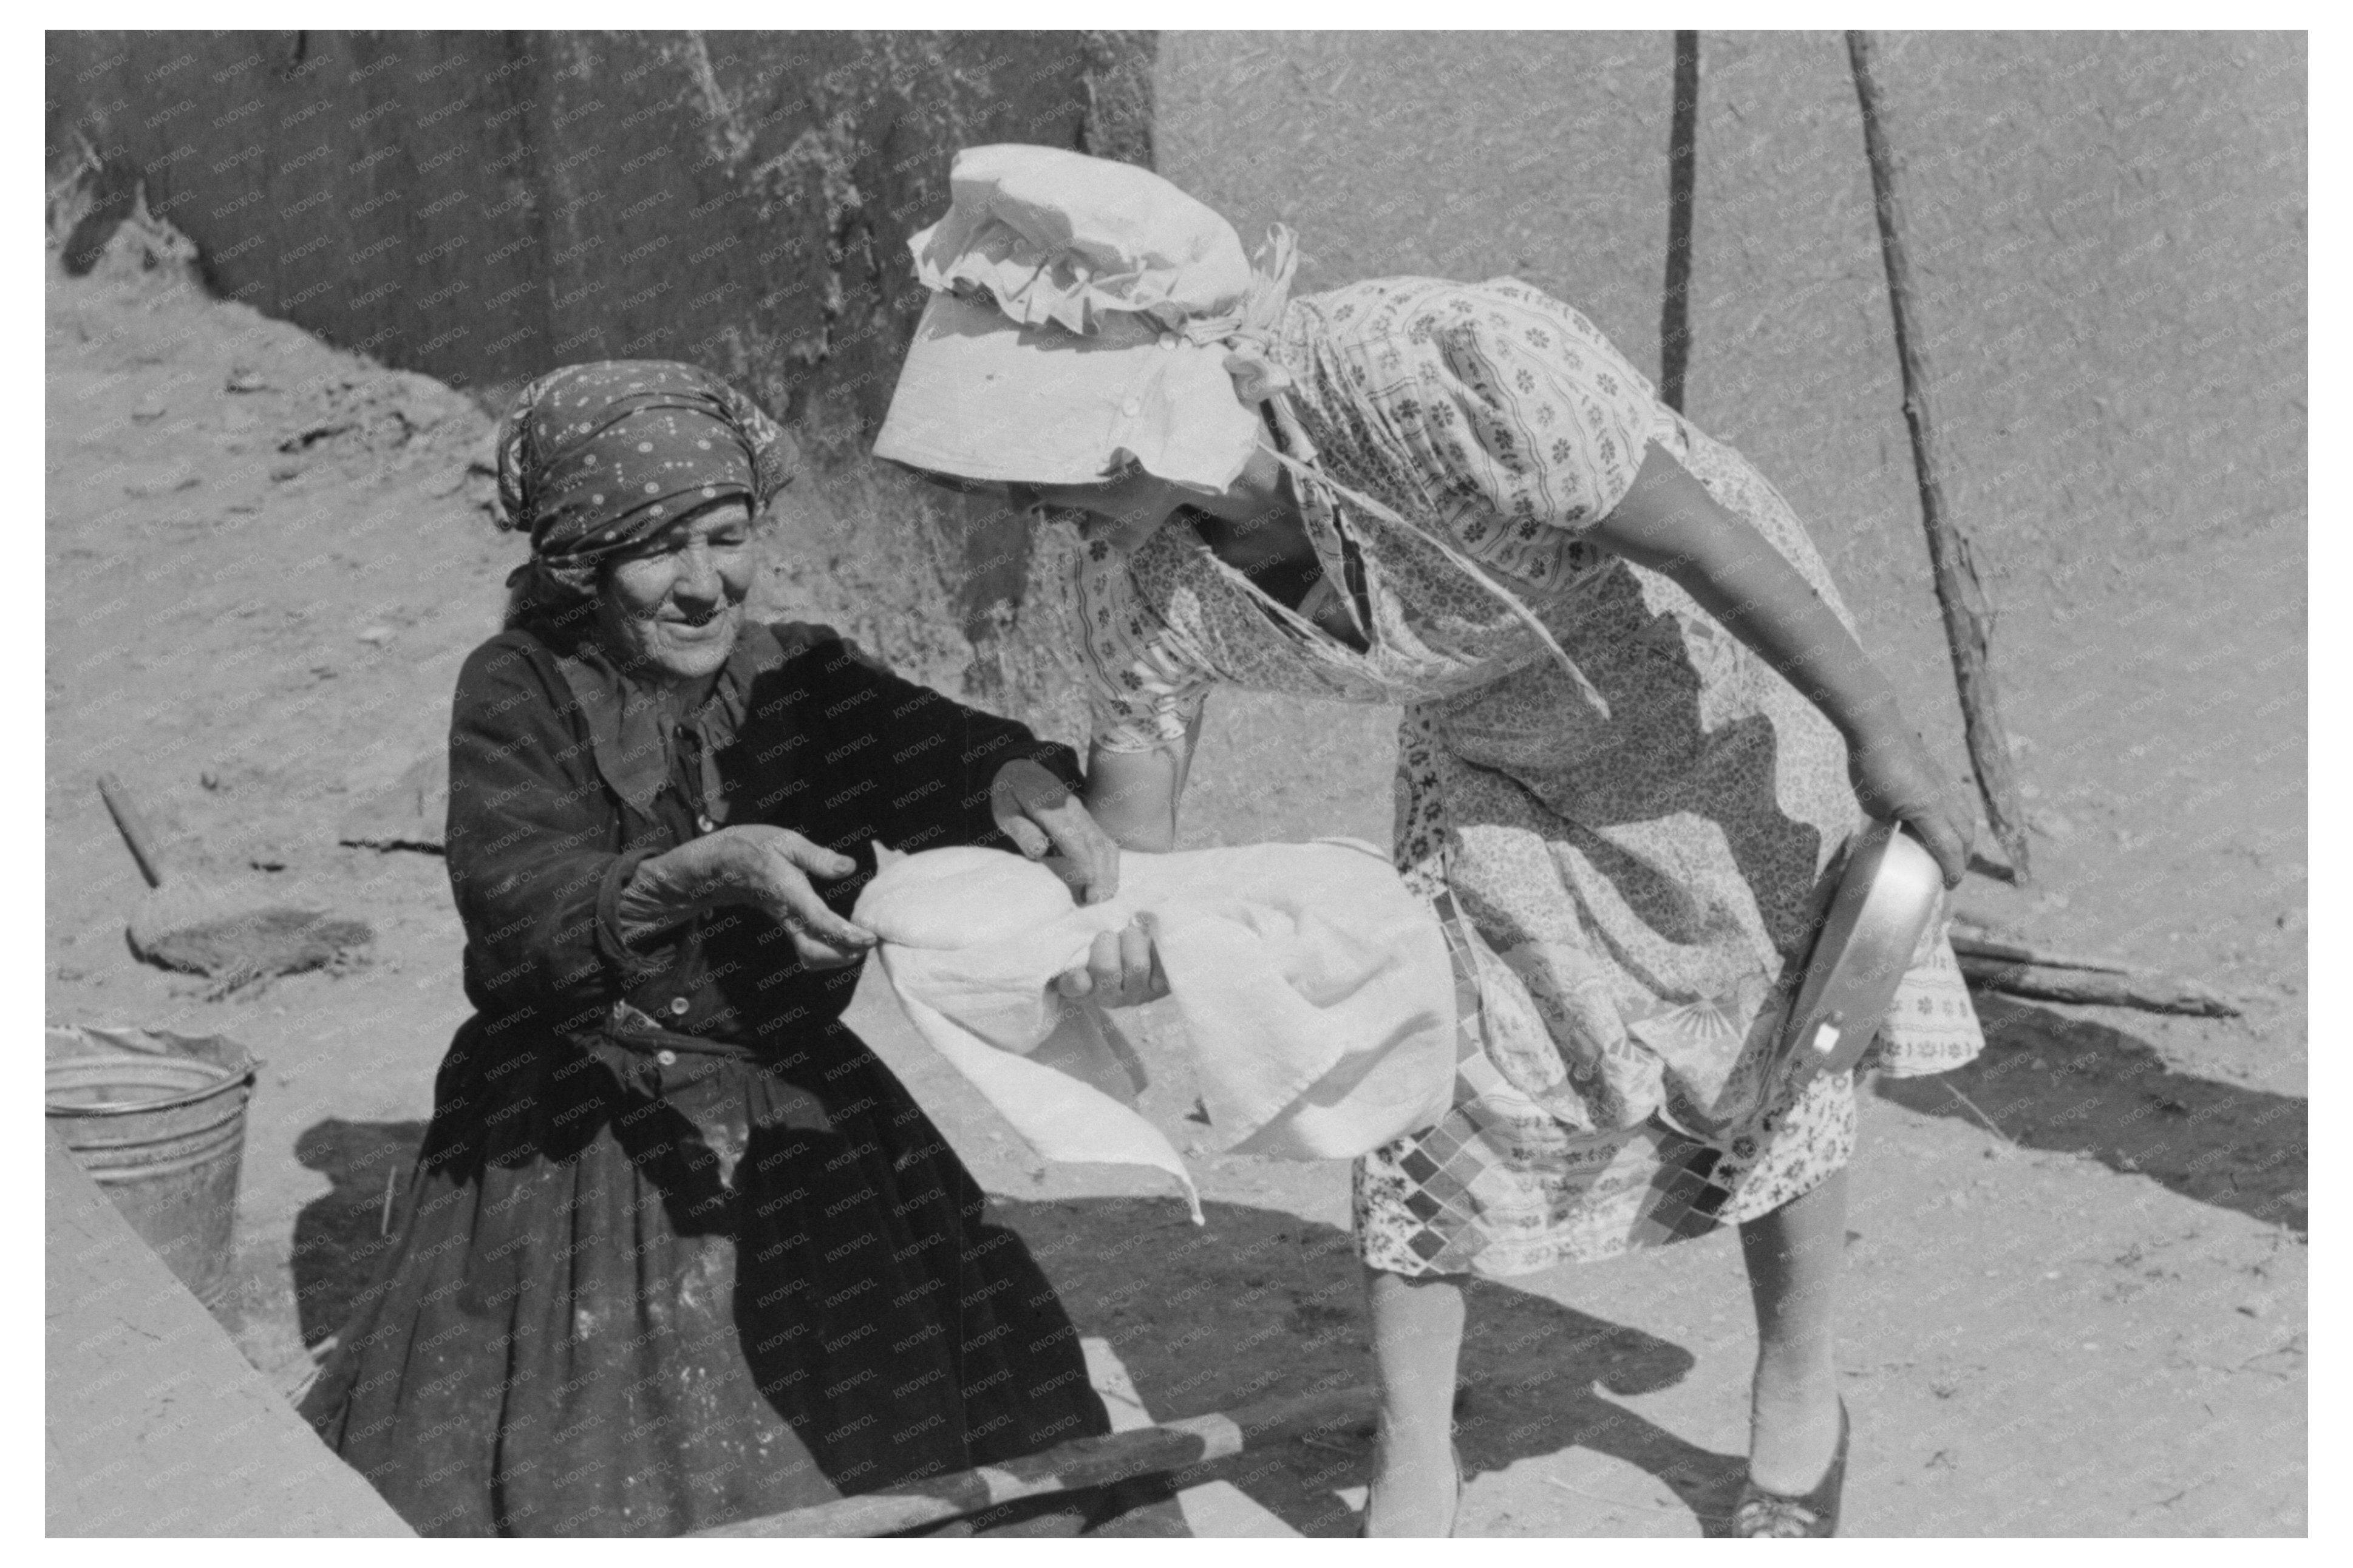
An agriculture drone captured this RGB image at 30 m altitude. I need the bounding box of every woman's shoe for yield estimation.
[1731,1400,1849,1538]
[1358,1443,1465,1538]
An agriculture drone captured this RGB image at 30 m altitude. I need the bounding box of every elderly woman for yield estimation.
[875,147,1989,1538]
[299,361,1177,1538]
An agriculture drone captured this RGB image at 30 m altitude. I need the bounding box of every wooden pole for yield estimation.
[690,1382,1377,1538]
[1660,30,1700,413]
[1845,30,2033,881]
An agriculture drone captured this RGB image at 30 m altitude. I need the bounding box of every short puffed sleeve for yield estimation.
[1332,280,1663,583]
[1071,536,1215,755]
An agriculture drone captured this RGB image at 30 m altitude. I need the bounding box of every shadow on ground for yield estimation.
[290,1117,431,1348]
[998,1194,1746,1537]
[1872,994,2306,1234]
[284,998,2310,1539]
[288,1124,1744,1538]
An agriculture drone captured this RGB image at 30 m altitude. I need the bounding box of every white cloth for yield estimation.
[843,840,1459,1220]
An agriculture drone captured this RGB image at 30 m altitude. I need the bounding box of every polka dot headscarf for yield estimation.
[493,360,797,595]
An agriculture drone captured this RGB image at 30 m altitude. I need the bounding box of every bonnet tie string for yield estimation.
[1208,226,1303,404]
[1253,441,1613,721]
[1200,228,1604,710]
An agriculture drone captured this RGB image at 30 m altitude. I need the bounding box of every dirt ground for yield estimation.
[44,179,2303,1537]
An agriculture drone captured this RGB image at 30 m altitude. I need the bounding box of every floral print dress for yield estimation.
[1075,277,1984,1278]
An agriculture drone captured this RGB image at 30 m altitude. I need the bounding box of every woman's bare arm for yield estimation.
[1595,443,1898,738]
[1590,441,1972,884]
[1058,736,1191,1002]
[1079,688,1207,854]
[1081,739,1191,854]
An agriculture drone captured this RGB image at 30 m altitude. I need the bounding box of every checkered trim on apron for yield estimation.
[1361,894,1743,1277]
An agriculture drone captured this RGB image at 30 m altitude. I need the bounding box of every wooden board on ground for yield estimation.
[693,1383,1375,1538]
[45,1125,415,1536]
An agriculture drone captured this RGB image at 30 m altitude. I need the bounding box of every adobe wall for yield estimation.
[46,29,1155,710]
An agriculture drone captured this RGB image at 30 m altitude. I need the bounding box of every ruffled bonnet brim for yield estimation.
[873,290,1264,494]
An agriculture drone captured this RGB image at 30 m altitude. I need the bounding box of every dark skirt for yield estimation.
[300,1014,1178,1538]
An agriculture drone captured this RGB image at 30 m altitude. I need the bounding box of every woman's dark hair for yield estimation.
[501,565,601,637]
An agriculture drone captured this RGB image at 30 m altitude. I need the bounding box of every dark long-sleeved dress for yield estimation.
[301,617,1176,1538]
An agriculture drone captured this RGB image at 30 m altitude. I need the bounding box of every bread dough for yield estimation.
[856,845,1078,951]
[845,840,1460,1204]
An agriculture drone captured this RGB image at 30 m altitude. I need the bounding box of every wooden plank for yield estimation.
[1082,1336,1299,1537]
[45,1126,415,1536]
[692,1383,1377,1539]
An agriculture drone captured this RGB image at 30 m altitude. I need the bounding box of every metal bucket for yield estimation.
[46,1027,256,1308]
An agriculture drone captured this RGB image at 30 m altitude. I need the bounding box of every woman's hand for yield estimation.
[1846,724,1974,889]
[618,825,876,969]
[993,757,1122,904]
[709,827,878,968]
[1054,918,1168,1008]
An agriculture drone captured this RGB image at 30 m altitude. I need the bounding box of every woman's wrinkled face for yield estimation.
[596,498,758,688]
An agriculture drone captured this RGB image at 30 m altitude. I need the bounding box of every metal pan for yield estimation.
[1778,820,1945,1081]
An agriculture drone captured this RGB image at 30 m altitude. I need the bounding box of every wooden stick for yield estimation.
[1941,1082,2016,1144]
[1660,29,1701,413]
[1845,31,2034,883]
[96,772,169,889]
[1952,946,2243,1017]
[1947,926,2133,976]
[1948,927,2241,999]
[690,1382,1377,1538]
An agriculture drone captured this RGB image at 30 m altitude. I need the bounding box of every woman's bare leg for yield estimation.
[1737,1167,1849,1494]
[1362,1264,1465,1536]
